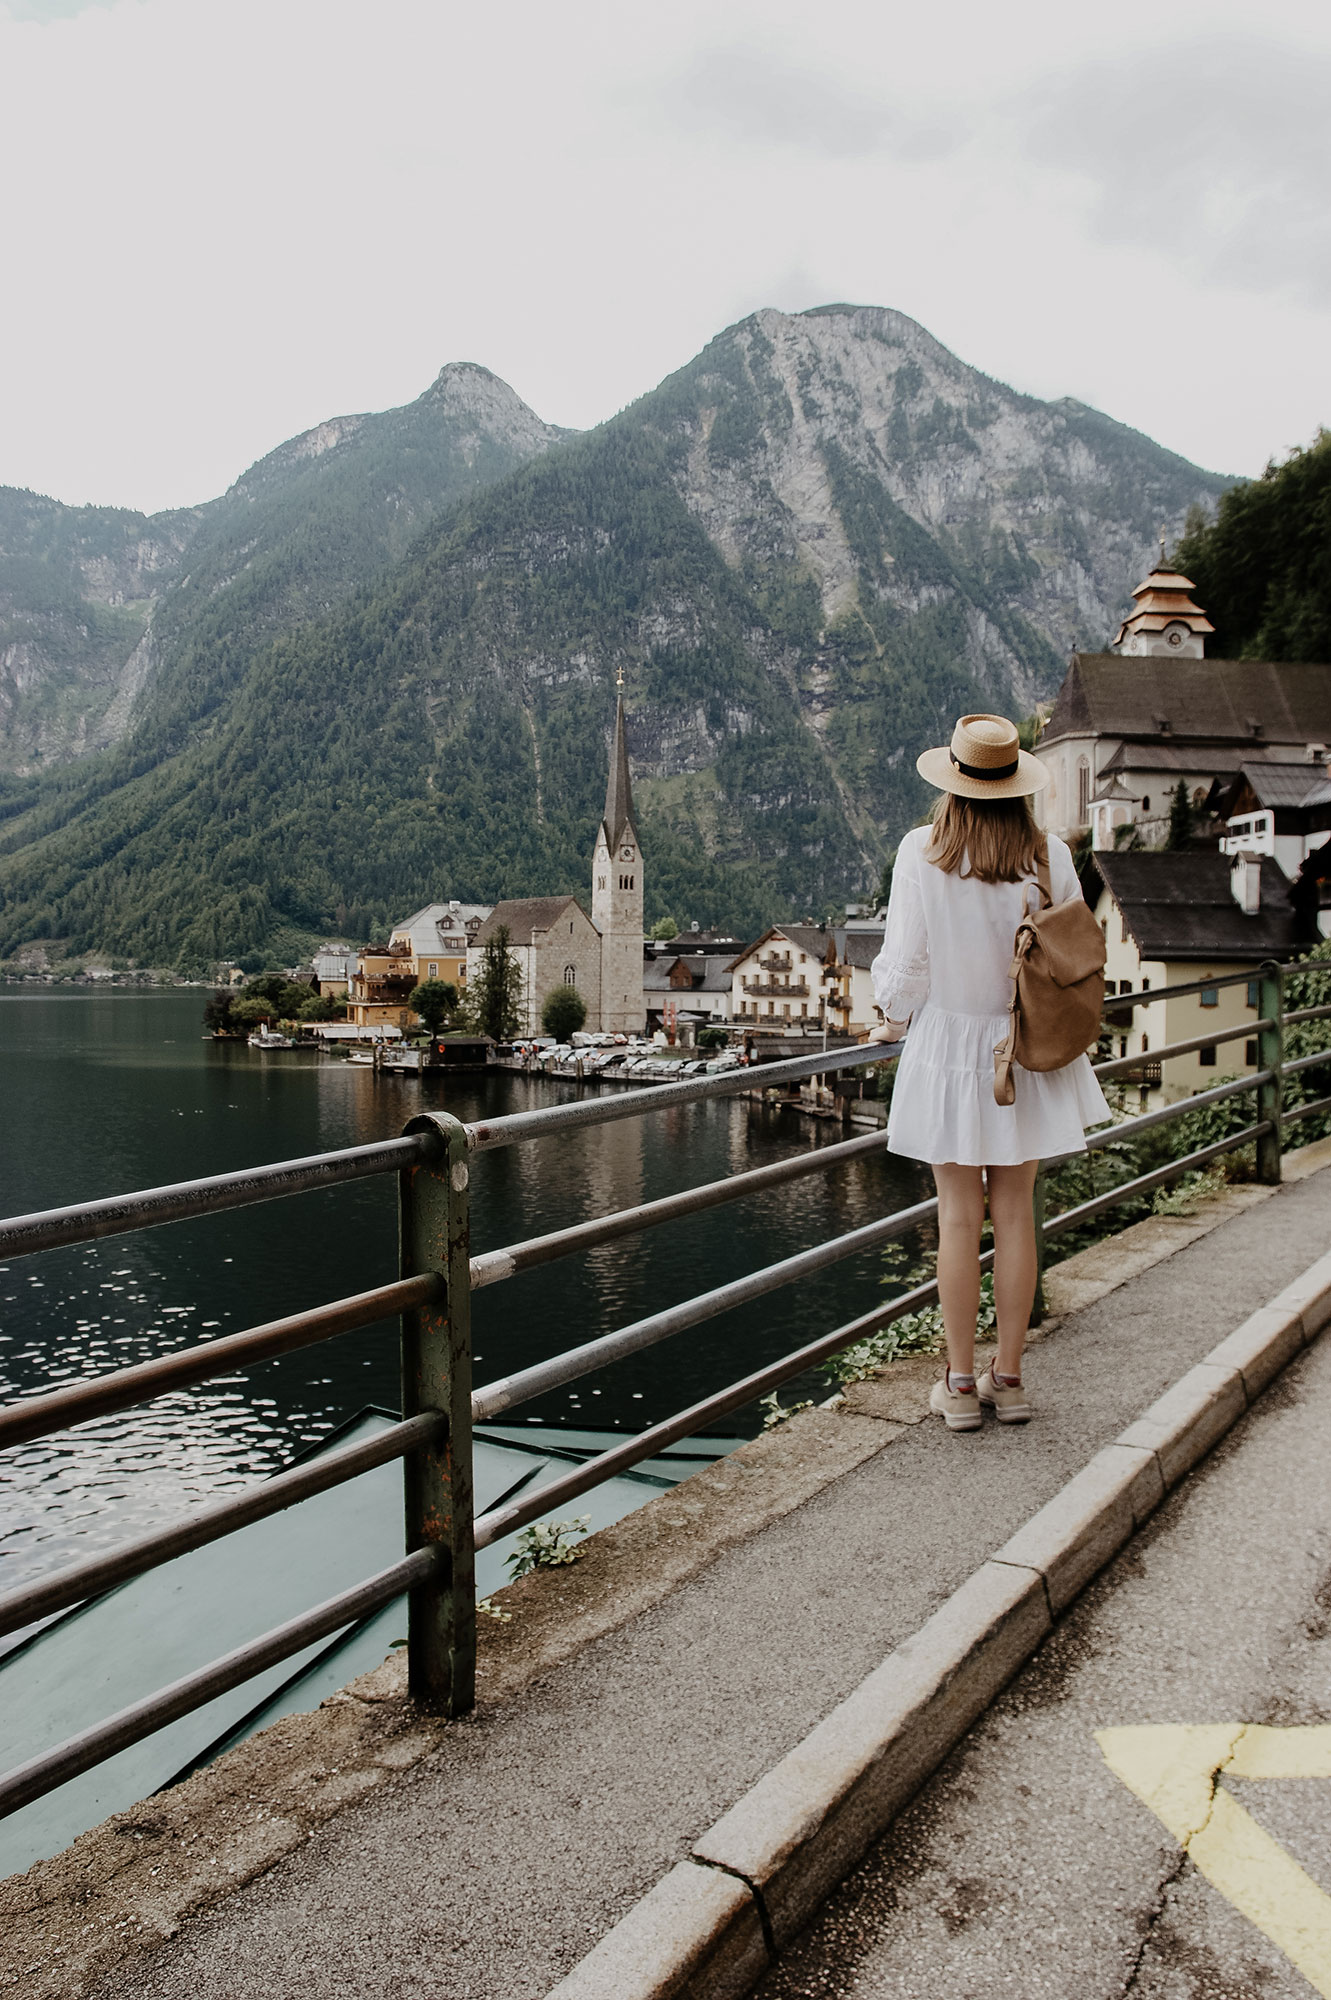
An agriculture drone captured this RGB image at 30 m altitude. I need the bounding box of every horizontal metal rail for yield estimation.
[1092,1019,1274,1082]
[1044,1124,1271,1237]
[470,1129,890,1289]
[0,1135,426,1264]
[0,1414,443,1640]
[1282,1093,1331,1126]
[1077,1072,1271,1158]
[1284,1001,1331,1027]
[0,1274,440,1454]
[1283,1047,1331,1078]
[471,1196,940,1421]
[463,1042,894,1153]
[473,1270,956,1550]
[1096,968,1261,1014]
[0,1550,435,1820]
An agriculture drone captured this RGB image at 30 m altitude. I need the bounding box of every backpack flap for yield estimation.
[1028,900,1106,987]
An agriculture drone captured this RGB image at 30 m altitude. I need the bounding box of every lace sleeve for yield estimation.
[871,838,930,1020]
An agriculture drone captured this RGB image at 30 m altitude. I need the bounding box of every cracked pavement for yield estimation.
[755,1325,1331,1999]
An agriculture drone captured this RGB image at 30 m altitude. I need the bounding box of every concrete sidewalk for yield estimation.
[15,1151,1331,2000]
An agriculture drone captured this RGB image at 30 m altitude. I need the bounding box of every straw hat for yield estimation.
[916,714,1048,800]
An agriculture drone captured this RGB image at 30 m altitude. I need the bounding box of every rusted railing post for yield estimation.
[1256,961,1284,1186]
[400,1112,475,1715]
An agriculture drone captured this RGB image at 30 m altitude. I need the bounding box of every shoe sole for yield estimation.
[979,1396,1031,1424]
[942,1411,983,1431]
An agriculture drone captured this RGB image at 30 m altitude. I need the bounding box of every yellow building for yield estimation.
[346,943,417,1032]
[388,902,491,994]
[1087,850,1308,1104]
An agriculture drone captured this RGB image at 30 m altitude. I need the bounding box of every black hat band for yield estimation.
[950,749,1019,781]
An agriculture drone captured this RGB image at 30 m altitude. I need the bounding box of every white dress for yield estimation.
[871,826,1110,1167]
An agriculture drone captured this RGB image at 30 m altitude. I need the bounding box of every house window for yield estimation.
[1120,915,1129,944]
[1247,980,1259,1007]
[563,965,576,986]
[598,876,606,890]
[1077,758,1090,823]
[1142,795,1151,812]
[1141,978,1150,991]
[783,1003,790,1018]
[428,963,438,978]
[1246,1039,1258,1064]
[1199,1045,1217,1066]
[1200,987,1218,1008]
[1141,1035,1149,1053]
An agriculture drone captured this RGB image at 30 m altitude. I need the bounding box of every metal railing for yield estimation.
[3,959,1331,1822]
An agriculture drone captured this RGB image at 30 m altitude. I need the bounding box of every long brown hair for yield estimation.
[926,792,1040,883]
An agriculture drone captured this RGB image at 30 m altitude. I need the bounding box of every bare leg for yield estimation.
[931,1163,985,1380]
[985,1160,1040,1379]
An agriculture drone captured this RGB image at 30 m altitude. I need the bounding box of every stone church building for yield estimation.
[468,691,645,1036]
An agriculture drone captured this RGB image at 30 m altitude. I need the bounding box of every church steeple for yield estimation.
[591,670,644,1035]
[602,671,638,852]
[1113,542,1215,658]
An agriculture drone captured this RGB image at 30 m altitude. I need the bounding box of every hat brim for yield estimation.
[916,745,1049,799]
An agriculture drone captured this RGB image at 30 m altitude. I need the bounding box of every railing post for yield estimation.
[1256,961,1284,1186]
[400,1112,475,1715]
[1030,1166,1047,1327]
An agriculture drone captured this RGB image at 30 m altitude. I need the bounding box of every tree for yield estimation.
[649,916,679,941]
[541,985,588,1041]
[468,925,524,1041]
[298,991,344,1022]
[1174,429,1331,662]
[1167,779,1193,850]
[409,978,459,1038]
[202,989,236,1033]
[697,1024,728,1050]
[230,994,276,1027]
[876,849,896,908]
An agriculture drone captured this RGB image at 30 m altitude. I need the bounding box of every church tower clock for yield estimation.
[591,673,645,1034]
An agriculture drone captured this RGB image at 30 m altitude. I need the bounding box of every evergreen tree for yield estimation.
[468,927,523,1040]
[541,986,588,1041]
[1175,429,1331,661]
[1167,780,1193,849]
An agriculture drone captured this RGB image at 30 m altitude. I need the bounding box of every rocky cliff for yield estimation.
[0,309,1231,967]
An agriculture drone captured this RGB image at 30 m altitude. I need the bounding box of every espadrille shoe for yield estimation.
[929,1373,982,1432]
[977,1365,1032,1424]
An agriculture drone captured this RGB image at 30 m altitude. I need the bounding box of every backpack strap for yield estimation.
[993,924,1035,1106]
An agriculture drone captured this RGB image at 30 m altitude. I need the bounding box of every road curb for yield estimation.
[545,1246,1331,1999]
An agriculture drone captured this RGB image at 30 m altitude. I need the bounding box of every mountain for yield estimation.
[0,363,563,776]
[0,308,1231,969]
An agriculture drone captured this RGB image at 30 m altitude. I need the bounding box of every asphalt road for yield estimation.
[757,1319,1331,1999]
[93,1169,1331,2000]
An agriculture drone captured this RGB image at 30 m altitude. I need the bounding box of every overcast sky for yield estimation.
[1,0,1327,513]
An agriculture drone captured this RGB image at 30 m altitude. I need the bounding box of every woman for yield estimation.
[868,714,1109,1432]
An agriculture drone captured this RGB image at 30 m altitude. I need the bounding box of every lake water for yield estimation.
[0,988,923,1598]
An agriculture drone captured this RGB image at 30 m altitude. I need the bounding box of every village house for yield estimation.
[388,902,491,992]
[311,946,357,997]
[729,926,831,1030]
[821,928,885,1037]
[1085,849,1310,1105]
[642,939,740,1036]
[345,941,417,1034]
[1036,554,1331,851]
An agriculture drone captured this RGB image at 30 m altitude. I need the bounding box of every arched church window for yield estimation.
[563,965,576,986]
[1077,758,1090,824]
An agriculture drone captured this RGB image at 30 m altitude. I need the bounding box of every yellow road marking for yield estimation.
[1097,1725,1331,1997]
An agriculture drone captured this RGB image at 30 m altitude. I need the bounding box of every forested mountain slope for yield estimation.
[0,363,562,777]
[0,307,1230,968]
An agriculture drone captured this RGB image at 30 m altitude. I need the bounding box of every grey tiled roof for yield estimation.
[1042,655,1331,750]
[1087,851,1309,962]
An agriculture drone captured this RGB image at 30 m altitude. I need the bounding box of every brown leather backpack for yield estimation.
[993,841,1106,1106]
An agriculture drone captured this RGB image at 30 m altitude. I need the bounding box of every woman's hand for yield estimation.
[864,1019,908,1045]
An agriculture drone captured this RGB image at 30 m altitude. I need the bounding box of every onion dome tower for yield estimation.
[1113,539,1215,658]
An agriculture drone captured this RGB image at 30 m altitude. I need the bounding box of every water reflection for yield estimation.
[0,989,924,1595]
